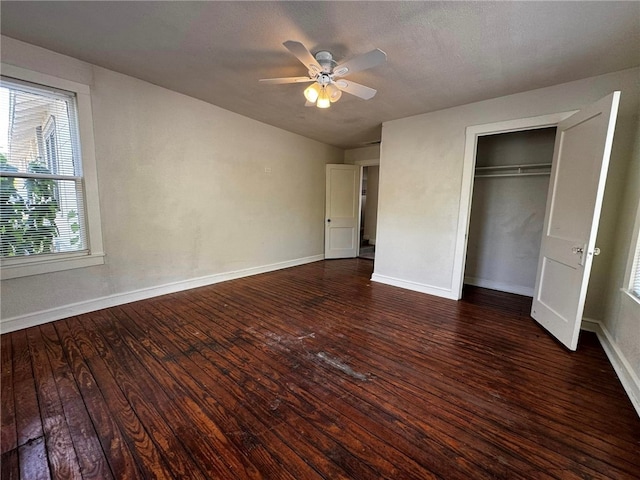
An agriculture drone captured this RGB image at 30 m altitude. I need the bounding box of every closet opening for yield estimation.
[463,127,557,305]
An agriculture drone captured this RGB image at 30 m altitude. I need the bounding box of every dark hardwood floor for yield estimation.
[2,259,639,479]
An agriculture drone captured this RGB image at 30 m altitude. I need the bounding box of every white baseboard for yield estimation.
[464,276,534,297]
[579,318,600,333]
[1,254,324,334]
[370,273,458,300]
[582,317,640,417]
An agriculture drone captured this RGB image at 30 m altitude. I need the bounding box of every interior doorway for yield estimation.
[359,165,379,260]
[463,127,557,298]
[454,93,620,351]
[452,111,576,300]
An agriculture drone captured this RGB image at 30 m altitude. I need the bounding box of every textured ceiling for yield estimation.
[1,1,639,149]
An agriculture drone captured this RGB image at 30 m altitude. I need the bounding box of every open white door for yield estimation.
[325,164,360,259]
[532,92,620,351]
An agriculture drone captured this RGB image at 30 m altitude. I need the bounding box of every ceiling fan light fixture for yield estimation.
[316,87,331,108]
[304,83,321,103]
[261,41,387,109]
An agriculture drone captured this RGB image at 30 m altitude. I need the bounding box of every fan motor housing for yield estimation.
[315,50,336,73]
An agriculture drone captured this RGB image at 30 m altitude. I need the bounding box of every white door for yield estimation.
[325,164,360,259]
[532,92,620,351]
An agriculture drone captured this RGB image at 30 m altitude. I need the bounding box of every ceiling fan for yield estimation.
[260,41,387,108]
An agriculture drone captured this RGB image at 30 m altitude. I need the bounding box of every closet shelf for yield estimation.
[474,162,551,178]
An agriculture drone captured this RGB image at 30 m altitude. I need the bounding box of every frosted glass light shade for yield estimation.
[317,88,331,108]
[304,83,321,103]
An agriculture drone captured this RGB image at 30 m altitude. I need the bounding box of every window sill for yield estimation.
[1,252,105,280]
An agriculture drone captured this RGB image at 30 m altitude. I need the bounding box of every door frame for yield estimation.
[354,158,380,256]
[451,111,577,299]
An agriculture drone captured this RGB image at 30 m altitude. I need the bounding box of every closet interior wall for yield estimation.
[363,166,379,245]
[465,127,557,297]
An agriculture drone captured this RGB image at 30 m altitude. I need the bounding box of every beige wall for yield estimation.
[603,120,640,394]
[1,37,343,324]
[344,145,380,165]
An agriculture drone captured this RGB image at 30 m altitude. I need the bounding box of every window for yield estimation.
[0,65,103,279]
[631,230,640,299]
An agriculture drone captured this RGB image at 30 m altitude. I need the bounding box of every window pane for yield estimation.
[0,177,86,257]
[0,81,78,176]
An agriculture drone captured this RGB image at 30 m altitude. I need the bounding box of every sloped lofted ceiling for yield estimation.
[1,1,639,149]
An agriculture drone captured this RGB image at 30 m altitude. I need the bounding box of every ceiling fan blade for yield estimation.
[333,49,387,78]
[334,79,377,100]
[283,40,322,75]
[259,76,314,84]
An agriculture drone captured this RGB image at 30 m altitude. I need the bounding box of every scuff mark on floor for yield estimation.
[316,351,369,381]
[269,398,281,410]
[296,333,315,340]
[262,330,315,353]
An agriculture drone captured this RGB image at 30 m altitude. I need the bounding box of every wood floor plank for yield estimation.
[39,323,114,480]
[1,333,16,455]
[11,329,44,449]
[1,448,19,480]
[95,308,261,480]
[54,320,141,480]
[151,302,436,476]
[64,316,175,480]
[18,436,51,480]
[83,312,214,479]
[25,326,83,479]
[1,259,638,479]
[118,301,358,480]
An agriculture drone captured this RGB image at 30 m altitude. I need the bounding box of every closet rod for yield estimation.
[474,162,552,171]
[475,172,551,178]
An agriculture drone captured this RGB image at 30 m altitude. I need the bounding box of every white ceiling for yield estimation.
[2,1,639,149]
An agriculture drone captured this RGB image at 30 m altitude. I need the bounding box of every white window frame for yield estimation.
[0,64,104,279]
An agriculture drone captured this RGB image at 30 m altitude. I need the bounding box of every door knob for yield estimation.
[593,247,601,255]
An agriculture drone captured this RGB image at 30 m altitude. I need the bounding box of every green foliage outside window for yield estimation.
[0,153,61,257]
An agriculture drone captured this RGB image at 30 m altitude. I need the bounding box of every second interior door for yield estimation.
[325,164,360,259]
